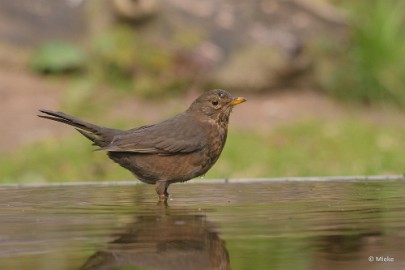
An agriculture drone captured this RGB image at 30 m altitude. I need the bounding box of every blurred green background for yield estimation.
[0,0,404,184]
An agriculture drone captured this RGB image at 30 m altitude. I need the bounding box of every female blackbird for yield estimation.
[39,89,246,200]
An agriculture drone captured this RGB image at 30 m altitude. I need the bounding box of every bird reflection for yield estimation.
[81,203,230,270]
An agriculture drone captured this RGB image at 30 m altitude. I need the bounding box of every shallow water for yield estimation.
[1,179,405,270]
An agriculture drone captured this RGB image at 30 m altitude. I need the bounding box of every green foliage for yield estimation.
[206,119,404,178]
[172,28,206,49]
[29,25,193,102]
[0,136,132,184]
[89,25,189,98]
[90,25,138,90]
[318,0,405,106]
[30,41,86,74]
[1,119,403,184]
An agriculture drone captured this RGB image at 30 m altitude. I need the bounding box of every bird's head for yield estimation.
[187,89,246,125]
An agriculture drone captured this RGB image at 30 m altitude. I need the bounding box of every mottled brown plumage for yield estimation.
[38,89,246,200]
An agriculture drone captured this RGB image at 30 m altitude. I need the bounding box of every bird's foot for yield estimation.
[155,180,170,201]
[158,194,169,201]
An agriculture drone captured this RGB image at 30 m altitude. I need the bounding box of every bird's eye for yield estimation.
[212,100,219,106]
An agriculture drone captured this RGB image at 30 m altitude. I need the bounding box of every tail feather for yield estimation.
[38,109,121,147]
[38,110,96,131]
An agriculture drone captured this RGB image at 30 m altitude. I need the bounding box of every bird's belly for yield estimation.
[108,151,214,184]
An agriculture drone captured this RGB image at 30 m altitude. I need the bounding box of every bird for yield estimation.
[38,89,246,200]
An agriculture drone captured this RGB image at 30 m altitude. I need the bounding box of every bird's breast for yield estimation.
[202,122,228,165]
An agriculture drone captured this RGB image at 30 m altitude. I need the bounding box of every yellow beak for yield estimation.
[230,97,247,106]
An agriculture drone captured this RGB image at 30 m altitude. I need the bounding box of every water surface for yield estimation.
[1,179,404,270]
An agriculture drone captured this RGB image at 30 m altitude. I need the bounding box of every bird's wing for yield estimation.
[96,114,207,154]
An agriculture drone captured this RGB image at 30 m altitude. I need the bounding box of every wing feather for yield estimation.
[97,113,206,154]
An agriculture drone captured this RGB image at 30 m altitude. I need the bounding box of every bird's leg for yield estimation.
[155,180,170,201]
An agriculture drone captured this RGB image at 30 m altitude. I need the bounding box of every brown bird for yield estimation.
[38,89,246,200]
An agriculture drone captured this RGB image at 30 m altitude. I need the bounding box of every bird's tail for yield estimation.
[38,109,120,147]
